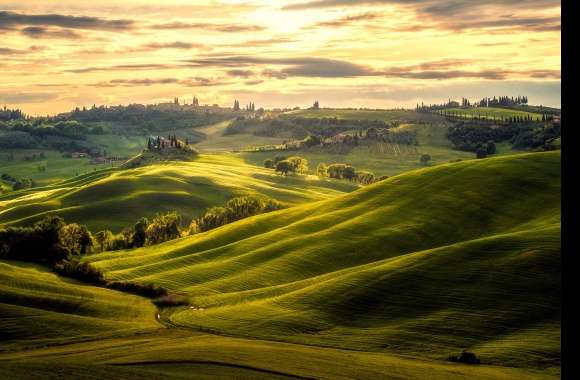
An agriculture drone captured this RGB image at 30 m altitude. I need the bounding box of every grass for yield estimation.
[0,149,114,186]
[0,330,558,379]
[0,259,158,351]
[240,122,477,177]
[193,120,287,153]
[82,151,560,374]
[0,151,560,379]
[442,107,543,121]
[282,108,437,122]
[0,154,357,232]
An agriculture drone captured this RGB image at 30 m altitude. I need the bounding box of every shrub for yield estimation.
[263,158,274,168]
[355,171,376,185]
[153,294,189,307]
[275,160,294,175]
[106,281,168,298]
[53,260,105,285]
[419,154,431,166]
[316,163,328,177]
[449,351,481,365]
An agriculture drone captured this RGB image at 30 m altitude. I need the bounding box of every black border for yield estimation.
[561,0,577,378]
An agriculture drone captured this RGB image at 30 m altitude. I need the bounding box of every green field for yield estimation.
[442,107,543,121]
[0,259,159,351]
[282,108,437,122]
[193,120,287,153]
[241,123,477,177]
[0,151,560,379]
[0,154,358,232]
[78,152,560,375]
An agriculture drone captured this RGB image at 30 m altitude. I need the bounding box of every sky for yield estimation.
[0,0,561,115]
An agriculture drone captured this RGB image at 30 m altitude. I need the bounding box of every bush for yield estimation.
[263,158,274,168]
[449,351,481,364]
[53,260,105,285]
[275,160,294,175]
[106,281,168,298]
[153,294,189,307]
[419,154,431,166]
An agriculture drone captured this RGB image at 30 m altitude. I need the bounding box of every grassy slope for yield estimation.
[85,152,560,372]
[193,120,287,153]
[240,122,475,177]
[282,108,429,122]
[0,331,556,380]
[0,260,158,351]
[443,107,543,121]
[0,154,357,232]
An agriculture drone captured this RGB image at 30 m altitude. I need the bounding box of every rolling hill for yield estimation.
[83,151,561,372]
[0,154,357,232]
[0,260,159,351]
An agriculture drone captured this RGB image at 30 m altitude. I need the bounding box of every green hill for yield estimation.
[0,154,357,232]
[84,151,560,371]
[0,260,158,351]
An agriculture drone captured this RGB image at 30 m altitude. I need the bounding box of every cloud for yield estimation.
[0,10,133,31]
[0,47,27,55]
[310,12,383,28]
[142,41,203,50]
[64,64,175,73]
[284,0,560,32]
[187,56,377,77]
[226,69,255,78]
[0,91,59,103]
[20,26,82,39]
[91,77,230,88]
[152,22,264,33]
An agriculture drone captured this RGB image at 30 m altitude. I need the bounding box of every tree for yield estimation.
[312,100,320,109]
[94,230,113,252]
[132,217,149,248]
[316,163,328,177]
[419,154,431,166]
[59,223,93,255]
[275,160,294,176]
[287,156,308,174]
[145,212,181,245]
[263,158,274,169]
[475,146,488,159]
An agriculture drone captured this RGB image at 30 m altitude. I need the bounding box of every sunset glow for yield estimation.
[0,0,561,115]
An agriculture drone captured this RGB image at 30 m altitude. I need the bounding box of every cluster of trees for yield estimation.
[232,100,256,112]
[93,212,183,251]
[1,173,35,190]
[147,135,189,150]
[190,196,285,233]
[264,155,309,175]
[477,96,528,107]
[0,119,106,152]
[225,116,391,140]
[0,216,92,265]
[447,121,560,154]
[417,95,529,112]
[317,163,380,185]
[0,107,25,121]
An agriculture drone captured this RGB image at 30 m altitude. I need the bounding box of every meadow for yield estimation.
[282,108,436,122]
[0,154,357,232]
[442,107,543,121]
[81,152,560,375]
[240,123,476,177]
[0,151,560,379]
